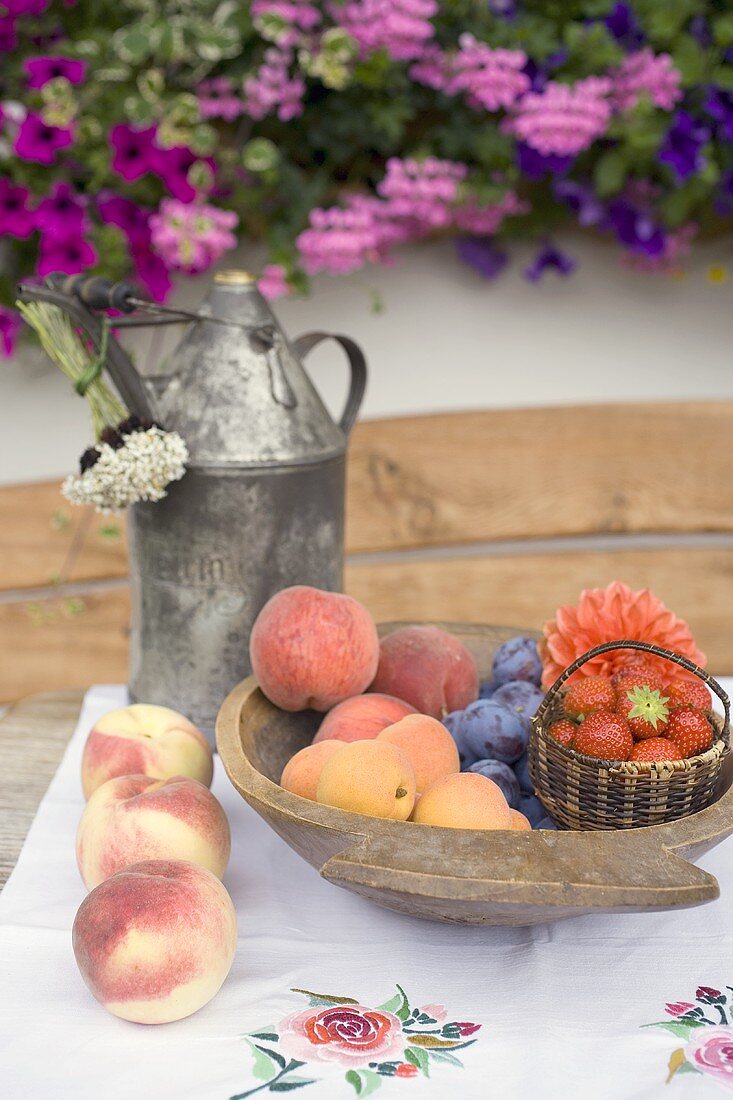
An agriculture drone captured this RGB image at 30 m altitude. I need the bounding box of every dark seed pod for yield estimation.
[79,446,100,472]
[100,426,124,449]
[117,414,142,435]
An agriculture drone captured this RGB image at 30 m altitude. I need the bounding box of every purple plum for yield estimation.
[466,759,521,808]
[492,680,544,733]
[452,699,528,767]
[492,636,543,686]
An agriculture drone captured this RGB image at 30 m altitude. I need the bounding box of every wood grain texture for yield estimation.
[0,690,82,888]
[346,402,733,551]
[0,481,127,592]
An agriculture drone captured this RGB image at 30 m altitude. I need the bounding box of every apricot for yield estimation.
[370,625,478,718]
[316,740,416,820]
[72,860,237,1024]
[509,809,532,831]
[314,692,416,744]
[377,713,460,794]
[280,740,344,801]
[411,772,512,830]
[250,586,379,711]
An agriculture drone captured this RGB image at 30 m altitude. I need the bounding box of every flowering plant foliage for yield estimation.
[3,0,733,355]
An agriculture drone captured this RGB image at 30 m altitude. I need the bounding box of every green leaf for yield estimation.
[671,35,708,84]
[642,1019,706,1040]
[594,149,628,198]
[712,65,733,90]
[270,1081,316,1093]
[249,1031,278,1042]
[404,1047,430,1077]
[112,23,155,64]
[677,1061,702,1075]
[345,1069,382,1098]
[713,14,733,47]
[255,1044,287,1070]
[291,988,359,1007]
[244,1039,279,1082]
[428,1050,463,1067]
[376,984,410,1021]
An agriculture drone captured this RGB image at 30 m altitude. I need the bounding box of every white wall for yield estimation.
[2,233,731,486]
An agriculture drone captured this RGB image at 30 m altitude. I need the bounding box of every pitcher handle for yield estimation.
[292,331,367,436]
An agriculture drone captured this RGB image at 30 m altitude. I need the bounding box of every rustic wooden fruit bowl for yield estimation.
[216,622,733,926]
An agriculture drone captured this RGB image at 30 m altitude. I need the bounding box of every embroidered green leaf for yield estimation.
[405,1047,430,1076]
[376,984,410,1021]
[269,1079,316,1092]
[642,1020,706,1040]
[254,1044,287,1070]
[291,988,359,1007]
[249,1031,278,1042]
[428,1050,464,1067]
[677,1061,702,1075]
[243,1039,279,1082]
[345,1068,382,1097]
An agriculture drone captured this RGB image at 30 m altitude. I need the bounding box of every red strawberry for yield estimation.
[549,719,575,747]
[666,706,713,758]
[564,676,616,718]
[612,665,665,693]
[574,712,634,761]
[616,685,670,740]
[631,737,681,762]
[664,679,712,712]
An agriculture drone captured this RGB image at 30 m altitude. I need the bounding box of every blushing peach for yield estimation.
[377,713,459,794]
[250,586,379,711]
[509,809,532,831]
[411,772,512,830]
[316,740,416,820]
[314,693,417,744]
[81,704,213,800]
[72,859,237,1024]
[370,625,478,718]
[280,740,345,800]
[76,775,231,890]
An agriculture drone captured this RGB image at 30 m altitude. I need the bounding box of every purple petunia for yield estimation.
[659,111,710,181]
[523,243,576,281]
[455,237,508,279]
[704,87,733,143]
[517,142,573,180]
[35,181,85,237]
[553,179,605,227]
[0,306,21,357]
[0,179,35,238]
[14,112,73,165]
[109,124,157,183]
[604,3,644,49]
[25,56,87,88]
[607,198,665,256]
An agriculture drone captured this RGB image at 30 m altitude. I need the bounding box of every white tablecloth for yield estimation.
[2,684,733,1099]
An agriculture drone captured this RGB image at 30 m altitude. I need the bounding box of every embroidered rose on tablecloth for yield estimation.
[644,983,733,1091]
[232,984,481,1098]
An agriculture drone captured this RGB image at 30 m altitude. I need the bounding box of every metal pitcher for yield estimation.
[18,270,367,737]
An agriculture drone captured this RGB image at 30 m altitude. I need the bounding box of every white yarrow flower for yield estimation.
[62,427,189,513]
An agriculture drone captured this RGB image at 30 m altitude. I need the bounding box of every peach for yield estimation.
[509,809,532,831]
[377,713,459,793]
[76,775,231,890]
[81,704,213,800]
[314,693,417,744]
[250,586,379,711]
[411,772,512,830]
[280,740,345,800]
[370,625,478,718]
[316,740,416,820]
[72,859,237,1024]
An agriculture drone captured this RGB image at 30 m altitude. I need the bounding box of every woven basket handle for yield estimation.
[535,639,730,731]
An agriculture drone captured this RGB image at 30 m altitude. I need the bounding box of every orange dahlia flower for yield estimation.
[540,581,706,689]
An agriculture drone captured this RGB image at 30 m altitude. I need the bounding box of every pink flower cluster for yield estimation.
[149,199,238,274]
[243,47,305,121]
[454,190,529,234]
[332,0,437,62]
[297,203,390,275]
[503,77,612,156]
[377,156,468,228]
[197,76,244,121]
[412,35,530,112]
[258,263,290,300]
[610,48,683,112]
[252,0,321,48]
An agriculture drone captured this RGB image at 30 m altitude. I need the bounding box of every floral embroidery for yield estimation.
[231,984,481,1097]
[643,984,733,1090]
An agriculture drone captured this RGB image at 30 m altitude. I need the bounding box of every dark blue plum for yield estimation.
[492,680,544,733]
[441,711,461,739]
[536,816,558,831]
[518,793,545,827]
[513,752,533,794]
[454,699,528,767]
[492,636,543,687]
[478,679,497,699]
[466,759,521,808]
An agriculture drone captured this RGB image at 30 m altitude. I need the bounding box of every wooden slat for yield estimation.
[347,402,733,552]
[2,544,732,702]
[0,481,127,592]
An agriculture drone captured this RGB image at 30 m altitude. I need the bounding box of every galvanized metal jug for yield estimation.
[19,269,367,737]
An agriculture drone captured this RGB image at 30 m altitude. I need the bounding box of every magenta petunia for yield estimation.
[25,56,87,88]
[3,0,49,12]
[0,179,36,238]
[149,144,206,202]
[109,124,157,183]
[97,192,153,249]
[36,234,96,277]
[35,181,85,237]
[0,306,21,358]
[14,112,73,165]
[132,245,173,302]
[0,16,17,52]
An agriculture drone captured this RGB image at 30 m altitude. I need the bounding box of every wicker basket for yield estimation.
[529,640,731,831]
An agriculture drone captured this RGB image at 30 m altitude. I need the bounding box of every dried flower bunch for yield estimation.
[2,0,733,355]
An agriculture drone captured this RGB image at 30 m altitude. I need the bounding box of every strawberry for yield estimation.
[612,665,665,694]
[549,719,575,747]
[666,706,713,758]
[564,676,616,718]
[616,685,670,740]
[664,679,712,712]
[631,737,681,762]
[574,712,634,761]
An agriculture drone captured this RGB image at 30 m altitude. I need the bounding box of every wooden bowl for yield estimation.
[216,622,733,926]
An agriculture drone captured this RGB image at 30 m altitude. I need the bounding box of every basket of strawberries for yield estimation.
[529,639,731,830]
